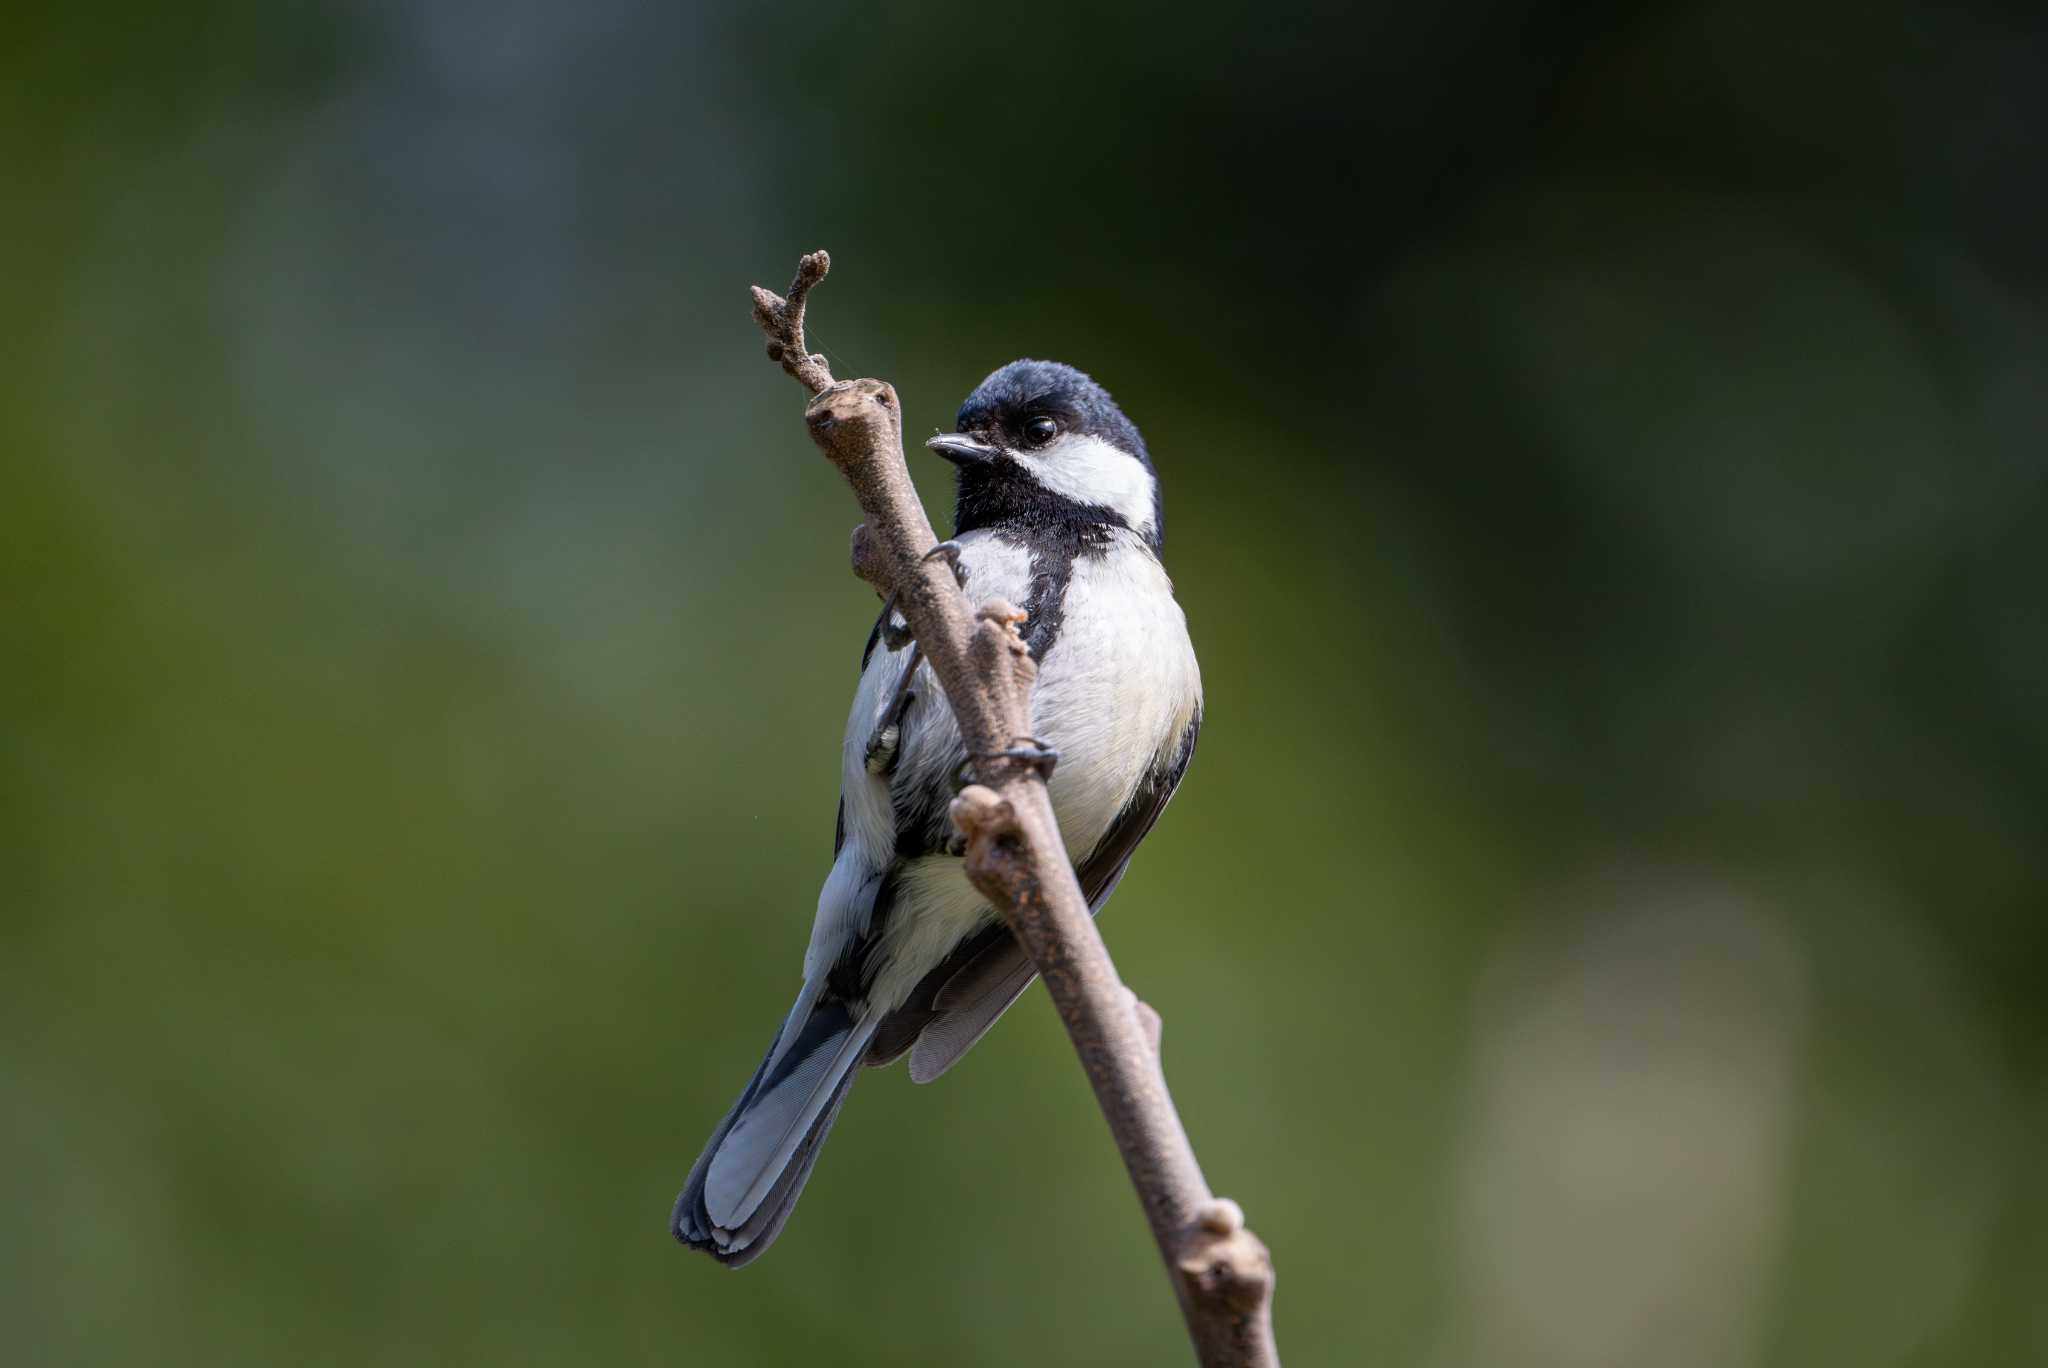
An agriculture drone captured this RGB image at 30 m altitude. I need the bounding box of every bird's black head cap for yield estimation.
[934,360,1162,552]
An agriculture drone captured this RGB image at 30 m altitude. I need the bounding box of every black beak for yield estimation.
[926,433,1000,465]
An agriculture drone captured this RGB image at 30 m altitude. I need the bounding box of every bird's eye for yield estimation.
[1023,416,1059,446]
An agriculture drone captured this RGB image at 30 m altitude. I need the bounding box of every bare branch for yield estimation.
[1130,989,1165,1057]
[749,252,1278,1367]
[750,249,835,395]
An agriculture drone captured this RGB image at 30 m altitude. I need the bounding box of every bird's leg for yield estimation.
[863,643,923,775]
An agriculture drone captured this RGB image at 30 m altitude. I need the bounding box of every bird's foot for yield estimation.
[924,540,969,588]
[989,736,1060,781]
[951,737,1061,791]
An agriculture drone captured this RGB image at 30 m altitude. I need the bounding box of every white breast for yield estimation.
[808,528,1200,1010]
[1030,538,1202,857]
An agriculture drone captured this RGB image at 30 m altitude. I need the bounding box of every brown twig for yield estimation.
[747,252,1279,1367]
[750,250,836,395]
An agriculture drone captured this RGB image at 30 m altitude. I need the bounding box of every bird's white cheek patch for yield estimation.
[1023,435,1156,535]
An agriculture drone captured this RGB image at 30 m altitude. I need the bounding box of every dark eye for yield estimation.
[1023,416,1059,446]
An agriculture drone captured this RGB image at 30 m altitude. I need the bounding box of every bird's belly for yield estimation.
[851,535,1200,862]
[1031,548,1201,859]
[826,534,1198,1012]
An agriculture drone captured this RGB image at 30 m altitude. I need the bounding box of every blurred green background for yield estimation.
[5,1,2044,1364]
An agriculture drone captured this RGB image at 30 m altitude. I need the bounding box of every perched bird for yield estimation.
[673,360,1203,1265]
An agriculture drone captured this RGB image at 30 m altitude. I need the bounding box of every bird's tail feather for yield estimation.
[672,994,875,1267]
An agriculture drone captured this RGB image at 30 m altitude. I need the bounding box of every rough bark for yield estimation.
[748,250,1278,1368]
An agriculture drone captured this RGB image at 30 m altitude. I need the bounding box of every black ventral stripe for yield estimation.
[953,456,1127,662]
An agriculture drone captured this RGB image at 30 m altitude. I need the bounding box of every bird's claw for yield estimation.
[951,737,1060,790]
[923,540,969,589]
[991,737,1060,780]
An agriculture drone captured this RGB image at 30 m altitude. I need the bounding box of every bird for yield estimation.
[673,359,1203,1266]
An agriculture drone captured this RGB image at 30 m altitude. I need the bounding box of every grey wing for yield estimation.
[867,712,1202,1082]
[826,599,967,1012]
[834,600,894,860]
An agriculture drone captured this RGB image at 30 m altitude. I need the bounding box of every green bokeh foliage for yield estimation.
[4,2,2043,1364]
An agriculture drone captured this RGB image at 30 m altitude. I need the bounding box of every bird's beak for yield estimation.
[926,433,1000,465]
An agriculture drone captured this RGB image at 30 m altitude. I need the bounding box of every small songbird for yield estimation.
[673,360,1203,1265]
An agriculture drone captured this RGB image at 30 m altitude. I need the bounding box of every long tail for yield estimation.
[672,994,878,1267]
